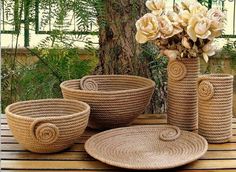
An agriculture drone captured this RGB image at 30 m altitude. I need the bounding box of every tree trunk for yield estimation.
[95,0,167,113]
[95,0,148,75]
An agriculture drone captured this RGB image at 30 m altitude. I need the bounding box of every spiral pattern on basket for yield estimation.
[80,78,98,91]
[198,81,214,100]
[168,61,187,81]
[160,126,181,141]
[34,123,59,145]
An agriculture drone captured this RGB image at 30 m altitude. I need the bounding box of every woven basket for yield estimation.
[60,75,155,129]
[198,74,234,143]
[167,58,199,131]
[5,99,90,153]
[85,125,208,170]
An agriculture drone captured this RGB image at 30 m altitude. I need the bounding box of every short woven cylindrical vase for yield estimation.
[167,58,199,131]
[198,74,234,143]
[5,99,90,153]
[60,75,155,129]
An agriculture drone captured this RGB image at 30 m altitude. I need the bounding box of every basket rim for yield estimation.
[198,74,234,80]
[5,98,90,121]
[60,75,156,94]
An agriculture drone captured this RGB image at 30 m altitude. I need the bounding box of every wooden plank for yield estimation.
[2,160,236,170]
[0,152,94,161]
[2,142,236,153]
[203,151,236,159]
[2,150,236,161]
[2,170,236,172]
[184,160,236,169]
[1,143,85,152]
[1,160,117,170]
[3,135,236,146]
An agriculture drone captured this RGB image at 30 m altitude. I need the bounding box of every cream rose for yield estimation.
[181,0,197,10]
[135,13,160,44]
[158,15,183,39]
[202,41,216,63]
[207,8,225,38]
[189,2,208,15]
[162,49,180,61]
[167,11,183,27]
[179,10,191,27]
[146,0,165,16]
[187,15,212,42]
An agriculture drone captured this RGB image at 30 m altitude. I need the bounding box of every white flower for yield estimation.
[179,10,191,27]
[187,15,212,42]
[146,0,166,16]
[202,41,216,63]
[162,49,180,61]
[181,0,197,10]
[135,13,160,44]
[207,8,225,38]
[158,15,183,39]
[189,2,208,15]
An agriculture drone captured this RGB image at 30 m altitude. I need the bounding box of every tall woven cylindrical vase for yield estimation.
[167,58,199,131]
[198,74,234,143]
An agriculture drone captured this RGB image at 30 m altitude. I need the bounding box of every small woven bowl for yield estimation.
[5,99,90,153]
[60,75,155,129]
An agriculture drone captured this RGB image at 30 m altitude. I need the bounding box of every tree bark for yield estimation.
[95,0,148,75]
[95,0,167,113]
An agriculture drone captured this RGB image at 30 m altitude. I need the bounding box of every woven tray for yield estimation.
[85,125,208,170]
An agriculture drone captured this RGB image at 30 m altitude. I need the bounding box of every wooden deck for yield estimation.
[1,114,236,172]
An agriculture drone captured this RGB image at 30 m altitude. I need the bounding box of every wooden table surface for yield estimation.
[1,114,236,172]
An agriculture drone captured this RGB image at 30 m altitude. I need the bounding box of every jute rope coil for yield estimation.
[5,99,90,153]
[167,58,199,131]
[85,125,208,170]
[80,76,98,91]
[60,75,155,129]
[198,74,234,143]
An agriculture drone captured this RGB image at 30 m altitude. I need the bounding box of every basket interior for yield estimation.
[63,76,153,92]
[7,100,87,118]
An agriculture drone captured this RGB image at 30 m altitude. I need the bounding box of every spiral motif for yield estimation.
[198,81,214,100]
[159,126,181,141]
[80,78,98,91]
[31,120,59,145]
[168,60,187,81]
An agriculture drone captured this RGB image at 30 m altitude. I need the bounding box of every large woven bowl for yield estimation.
[5,99,90,153]
[60,75,155,129]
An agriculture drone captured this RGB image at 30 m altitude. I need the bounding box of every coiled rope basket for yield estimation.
[198,74,234,143]
[60,75,155,129]
[167,58,199,131]
[5,99,90,153]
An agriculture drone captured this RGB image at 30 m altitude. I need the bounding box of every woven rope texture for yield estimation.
[198,74,234,143]
[60,75,155,129]
[85,125,208,170]
[5,99,90,153]
[167,58,199,131]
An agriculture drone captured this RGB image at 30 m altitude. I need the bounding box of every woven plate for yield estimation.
[85,125,208,170]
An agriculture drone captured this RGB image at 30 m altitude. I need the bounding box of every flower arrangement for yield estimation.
[135,0,225,63]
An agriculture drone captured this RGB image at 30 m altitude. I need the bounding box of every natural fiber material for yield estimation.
[60,75,155,129]
[85,125,208,170]
[5,99,90,153]
[167,58,199,131]
[198,74,234,143]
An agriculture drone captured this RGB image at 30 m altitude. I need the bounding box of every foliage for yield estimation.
[2,48,97,110]
[140,43,168,113]
[1,0,104,110]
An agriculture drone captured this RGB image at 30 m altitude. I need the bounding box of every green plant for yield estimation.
[1,0,104,110]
